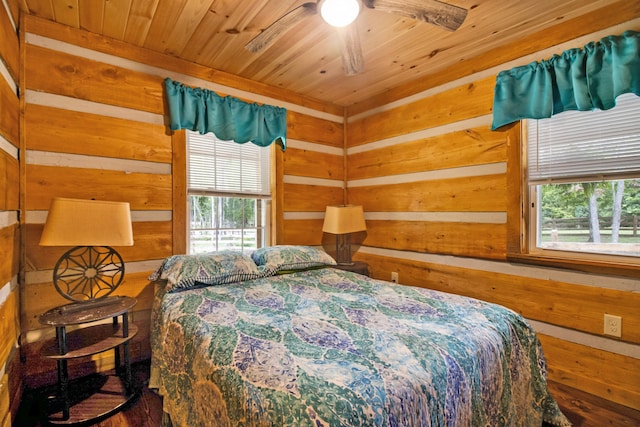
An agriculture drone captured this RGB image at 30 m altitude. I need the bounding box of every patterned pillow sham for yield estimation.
[149,251,263,292]
[252,245,336,275]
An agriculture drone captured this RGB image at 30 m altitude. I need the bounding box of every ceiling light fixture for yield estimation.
[320,0,360,28]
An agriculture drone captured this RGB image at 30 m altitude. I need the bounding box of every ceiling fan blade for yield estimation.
[245,3,317,53]
[363,0,468,31]
[336,24,364,75]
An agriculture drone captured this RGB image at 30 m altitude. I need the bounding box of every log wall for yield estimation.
[0,1,20,424]
[345,19,640,410]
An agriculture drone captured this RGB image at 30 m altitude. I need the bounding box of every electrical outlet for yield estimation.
[391,272,398,283]
[604,314,622,338]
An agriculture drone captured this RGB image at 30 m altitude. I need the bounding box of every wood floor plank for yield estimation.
[547,380,640,427]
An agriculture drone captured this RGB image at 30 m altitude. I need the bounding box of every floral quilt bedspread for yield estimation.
[151,268,570,427]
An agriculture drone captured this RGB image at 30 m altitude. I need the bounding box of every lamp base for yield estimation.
[334,233,354,265]
[53,246,125,301]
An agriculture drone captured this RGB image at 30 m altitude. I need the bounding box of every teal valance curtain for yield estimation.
[164,78,287,149]
[491,30,639,130]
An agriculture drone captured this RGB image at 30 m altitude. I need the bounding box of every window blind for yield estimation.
[527,93,640,183]
[187,131,271,197]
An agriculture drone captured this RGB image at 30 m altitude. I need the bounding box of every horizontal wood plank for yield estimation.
[0,224,18,287]
[25,104,172,163]
[281,219,324,246]
[348,126,506,181]
[0,291,18,368]
[0,150,19,211]
[287,110,343,146]
[347,77,494,146]
[0,4,18,82]
[25,164,172,211]
[283,183,344,212]
[25,44,165,114]
[283,147,343,181]
[0,72,18,146]
[364,220,507,260]
[539,334,640,411]
[348,174,507,212]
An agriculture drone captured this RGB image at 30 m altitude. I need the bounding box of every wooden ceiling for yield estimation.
[16,0,635,110]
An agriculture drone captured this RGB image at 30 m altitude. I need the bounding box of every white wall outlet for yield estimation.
[391,272,399,283]
[604,314,622,338]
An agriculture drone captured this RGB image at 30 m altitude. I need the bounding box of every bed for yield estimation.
[149,246,571,427]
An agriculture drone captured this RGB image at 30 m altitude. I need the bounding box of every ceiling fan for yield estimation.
[245,0,468,75]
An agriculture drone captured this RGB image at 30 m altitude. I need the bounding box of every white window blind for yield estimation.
[187,131,271,197]
[527,93,640,183]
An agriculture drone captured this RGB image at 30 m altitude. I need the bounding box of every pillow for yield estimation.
[149,251,263,292]
[252,245,336,275]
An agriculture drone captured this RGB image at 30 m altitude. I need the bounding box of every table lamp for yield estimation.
[322,205,366,265]
[39,197,134,302]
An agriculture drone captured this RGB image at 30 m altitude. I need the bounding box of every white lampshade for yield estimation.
[322,205,366,234]
[320,0,360,28]
[40,198,134,247]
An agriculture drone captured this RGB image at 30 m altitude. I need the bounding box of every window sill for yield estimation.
[507,253,640,279]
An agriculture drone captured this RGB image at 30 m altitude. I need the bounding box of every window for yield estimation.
[524,93,640,265]
[187,130,271,254]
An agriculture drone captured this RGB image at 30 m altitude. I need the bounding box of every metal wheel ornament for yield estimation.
[52,246,125,301]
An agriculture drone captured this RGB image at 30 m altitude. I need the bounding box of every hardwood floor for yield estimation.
[15,361,640,426]
[14,361,163,427]
[546,381,640,427]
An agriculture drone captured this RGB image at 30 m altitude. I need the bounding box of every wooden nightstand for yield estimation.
[38,295,138,425]
[333,261,370,276]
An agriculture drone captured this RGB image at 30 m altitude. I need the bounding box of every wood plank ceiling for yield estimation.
[17,0,633,110]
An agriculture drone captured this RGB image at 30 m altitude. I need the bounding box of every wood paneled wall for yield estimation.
[278,110,345,247]
[0,2,20,424]
[346,20,640,410]
[19,15,344,387]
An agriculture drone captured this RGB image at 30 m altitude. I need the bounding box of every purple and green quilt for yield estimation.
[151,267,570,426]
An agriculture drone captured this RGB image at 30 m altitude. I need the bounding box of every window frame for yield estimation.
[506,122,640,279]
[185,130,273,254]
[171,130,278,256]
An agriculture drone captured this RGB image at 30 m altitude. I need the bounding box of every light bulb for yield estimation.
[320,0,360,28]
